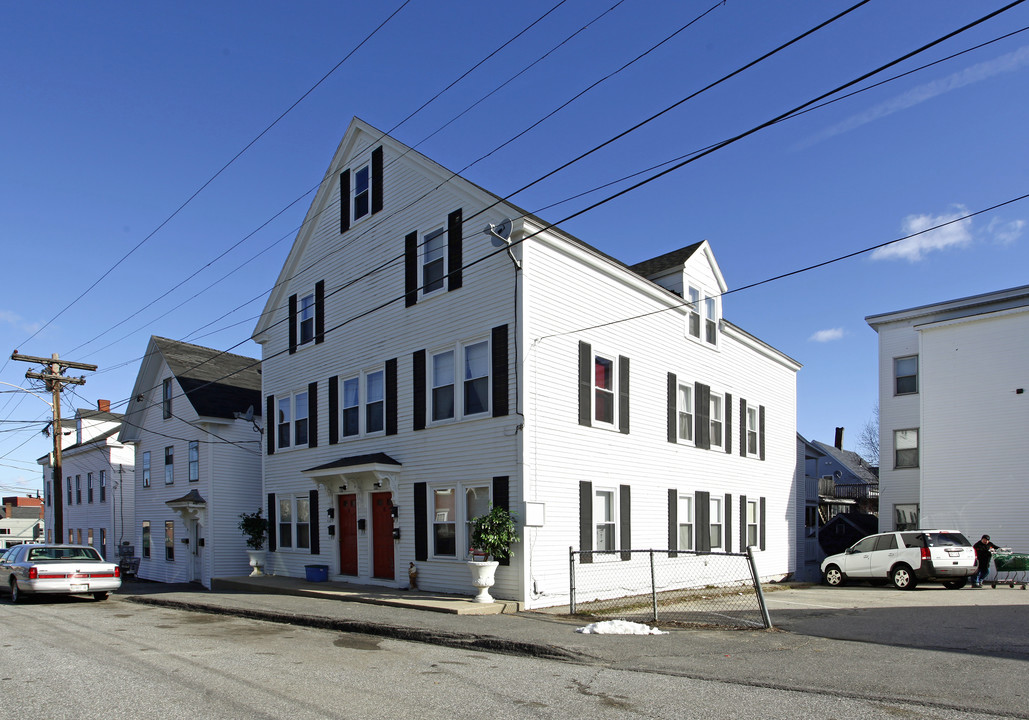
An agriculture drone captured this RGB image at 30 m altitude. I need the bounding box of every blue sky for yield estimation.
[2,1,1028,494]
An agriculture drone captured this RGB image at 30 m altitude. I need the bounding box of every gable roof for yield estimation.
[811,441,879,483]
[119,336,261,443]
[629,242,704,278]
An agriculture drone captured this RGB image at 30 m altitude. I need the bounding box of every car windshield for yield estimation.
[27,547,102,562]
[925,532,970,547]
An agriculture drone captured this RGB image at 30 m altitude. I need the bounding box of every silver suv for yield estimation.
[821,530,976,590]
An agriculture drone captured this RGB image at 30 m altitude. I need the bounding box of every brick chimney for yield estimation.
[98,399,111,413]
[835,427,845,450]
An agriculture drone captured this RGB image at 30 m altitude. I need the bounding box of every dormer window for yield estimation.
[686,285,718,346]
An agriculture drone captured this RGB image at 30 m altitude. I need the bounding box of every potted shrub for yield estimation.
[467,506,517,603]
[238,510,269,577]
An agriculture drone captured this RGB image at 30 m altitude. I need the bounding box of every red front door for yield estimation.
[371,491,394,580]
[338,494,358,576]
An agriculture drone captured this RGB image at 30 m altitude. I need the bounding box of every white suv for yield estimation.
[821,530,976,590]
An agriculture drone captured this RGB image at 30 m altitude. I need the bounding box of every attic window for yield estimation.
[353,164,370,220]
[685,285,719,346]
[163,378,172,419]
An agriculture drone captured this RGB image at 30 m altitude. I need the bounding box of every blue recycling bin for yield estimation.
[305,564,329,582]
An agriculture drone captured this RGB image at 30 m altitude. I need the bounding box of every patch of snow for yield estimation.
[575,620,667,635]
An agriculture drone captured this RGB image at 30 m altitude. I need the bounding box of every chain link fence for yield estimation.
[569,547,772,629]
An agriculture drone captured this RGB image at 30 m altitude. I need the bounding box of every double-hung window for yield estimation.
[163,377,173,419]
[463,341,489,416]
[142,452,151,488]
[366,370,385,433]
[342,377,360,437]
[686,285,719,346]
[165,521,174,560]
[894,429,919,468]
[277,392,309,449]
[353,164,370,220]
[465,485,490,556]
[142,521,150,558]
[433,488,456,556]
[99,470,106,502]
[594,354,615,426]
[299,293,315,345]
[422,228,446,295]
[164,446,174,485]
[746,405,759,456]
[431,350,455,421]
[678,495,694,551]
[67,477,72,506]
[746,499,759,547]
[687,286,701,338]
[430,341,491,423]
[709,496,723,550]
[709,393,724,449]
[75,475,81,504]
[277,496,311,550]
[895,356,918,395]
[87,472,93,503]
[677,383,694,443]
[704,297,718,344]
[595,489,616,552]
[188,440,199,482]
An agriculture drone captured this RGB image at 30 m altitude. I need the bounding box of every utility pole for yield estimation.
[11,351,98,544]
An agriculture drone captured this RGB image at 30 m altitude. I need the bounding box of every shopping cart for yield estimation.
[990,550,1028,589]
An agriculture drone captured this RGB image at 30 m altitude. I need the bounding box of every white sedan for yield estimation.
[0,544,122,602]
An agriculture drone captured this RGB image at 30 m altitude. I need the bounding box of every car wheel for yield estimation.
[943,578,967,590]
[823,565,844,587]
[92,592,109,602]
[10,580,21,604]
[891,564,917,590]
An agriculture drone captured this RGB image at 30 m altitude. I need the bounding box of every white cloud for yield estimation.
[872,206,973,262]
[801,45,1029,148]
[987,217,1026,245]
[809,327,845,343]
[0,310,41,335]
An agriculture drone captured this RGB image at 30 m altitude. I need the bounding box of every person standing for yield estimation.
[972,534,1000,588]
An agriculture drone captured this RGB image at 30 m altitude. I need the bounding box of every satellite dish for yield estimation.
[234,405,255,422]
[834,470,843,479]
[484,218,512,247]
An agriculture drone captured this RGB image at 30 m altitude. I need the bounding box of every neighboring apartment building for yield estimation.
[118,336,263,588]
[38,403,134,558]
[0,496,43,549]
[253,118,801,608]
[867,284,1029,551]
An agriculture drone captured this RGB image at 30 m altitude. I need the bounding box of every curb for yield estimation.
[127,595,587,663]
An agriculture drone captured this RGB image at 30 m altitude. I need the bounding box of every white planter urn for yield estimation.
[467,560,500,603]
[247,549,266,577]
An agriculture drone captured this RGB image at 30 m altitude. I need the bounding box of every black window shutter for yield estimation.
[386,358,398,436]
[447,208,463,291]
[371,146,383,214]
[579,481,593,563]
[666,373,677,443]
[695,383,711,450]
[759,497,767,550]
[307,381,318,449]
[412,350,426,431]
[414,482,428,561]
[577,341,592,427]
[288,294,298,354]
[617,356,630,435]
[667,489,678,558]
[724,493,732,553]
[309,489,320,555]
[695,491,710,552]
[739,495,748,551]
[759,406,766,461]
[315,280,325,344]
[339,170,350,234]
[267,493,277,552]
[328,376,339,445]
[739,398,747,457]
[724,393,733,455]
[404,231,418,307]
[619,484,631,561]
[265,396,275,455]
[491,325,509,418]
[493,476,510,566]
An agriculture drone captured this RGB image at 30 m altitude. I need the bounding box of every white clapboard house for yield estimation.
[118,336,263,587]
[253,117,800,608]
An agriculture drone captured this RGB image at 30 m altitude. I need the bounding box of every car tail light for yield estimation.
[29,567,37,580]
[921,547,931,562]
[114,566,121,578]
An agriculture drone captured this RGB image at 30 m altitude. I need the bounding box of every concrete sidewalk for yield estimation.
[116,577,1029,719]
